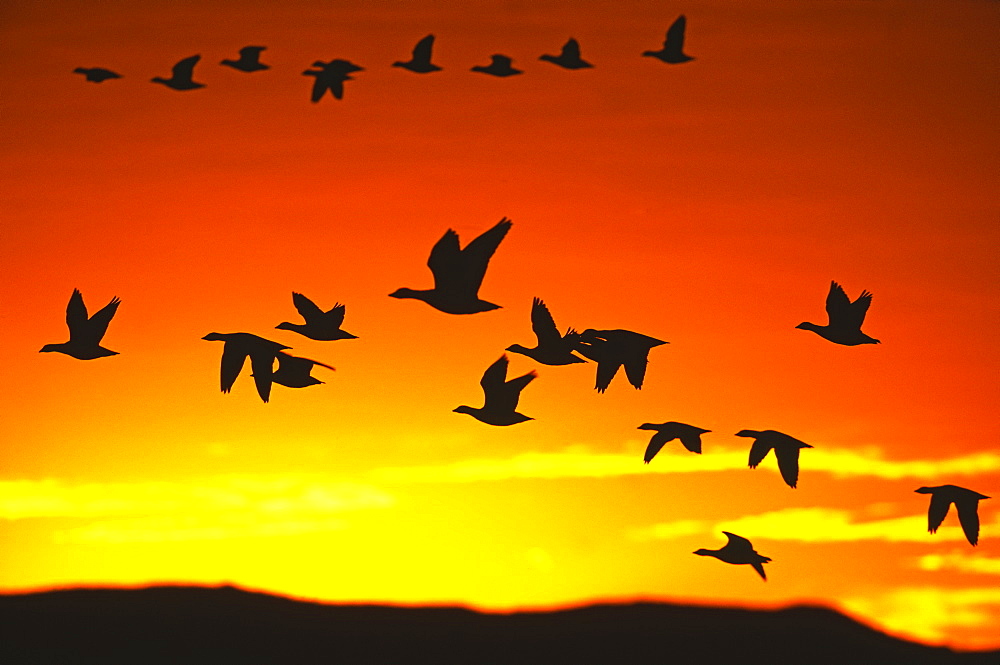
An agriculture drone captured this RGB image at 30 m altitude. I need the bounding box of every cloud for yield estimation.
[918,553,1000,576]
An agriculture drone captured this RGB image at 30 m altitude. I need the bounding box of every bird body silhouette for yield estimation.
[276,292,357,341]
[151,55,205,90]
[471,55,522,77]
[303,60,364,101]
[506,298,585,365]
[40,289,121,360]
[915,485,990,546]
[202,332,290,403]
[737,429,813,488]
[638,422,710,461]
[221,46,269,72]
[797,281,880,346]
[390,218,512,314]
[643,15,694,64]
[269,352,335,388]
[575,328,667,392]
[540,38,593,69]
[393,35,441,73]
[73,67,122,83]
[694,532,771,580]
[454,355,536,426]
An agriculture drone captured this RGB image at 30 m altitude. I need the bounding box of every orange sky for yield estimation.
[2,0,999,651]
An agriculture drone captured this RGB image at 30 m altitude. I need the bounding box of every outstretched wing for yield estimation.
[643,432,669,463]
[65,289,89,339]
[594,358,622,393]
[561,38,582,60]
[249,350,276,403]
[956,499,982,546]
[413,34,435,61]
[491,370,537,413]
[848,290,874,329]
[825,281,854,327]
[775,447,803,488]
[747,438,772,469]
[83,296,121,345]
[926,494,951,533]
[427,228,463,291]
[457,218,512,293]
[530,298,561,346]
[664,15,687,52]
[292,292,325,323]
[722,531,754,551]
[239,46,265,58]
[220,344,249,393]
[172,55,201,80]
[623,354,649,390]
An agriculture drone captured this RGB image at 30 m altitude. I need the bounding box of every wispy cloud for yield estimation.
[918,553,1000,576]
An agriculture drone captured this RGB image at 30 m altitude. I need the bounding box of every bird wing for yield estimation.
[239,46,265,58]
[594,358,622,393]
[824,281,854,327]
[413,34,435,61]
[847,290,874,329]
[747,438,772,468]
[220,344,249,393]
[722,531,754,552]
[249,349,276,403]
[308,75,327,103]
[329,77,345,100]
[562,38,582,60]
[479,355,510,399]
[677,430,704,454]
[292,292,324,323]
[172,55,201,80]
[427,229,463,291]
[643,432,669,463]
[751,561,768,581]
[490,371,537,413]
[65,289,89,339]
[665,15,687,52]
[328,303,347,328]
[458,218,512,293]
[956,499,982,546]
[926,493,951,533]
[82,295,121,345]
[623,354,649,390]
[530,298,562,346]
[775,446,803,488]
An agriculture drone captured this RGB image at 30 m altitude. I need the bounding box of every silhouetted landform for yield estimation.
[575,328,668,392]
[643,15,695,64]
[506,298,586,365]
[268,352,335,388]
[539,38,594,69]
[471,55,523,77]
[454,355,537,426]
[916,485,991,546]
[393,34,442,73]
[202,332,290,403]
[1,586,995,665]
[694,531,772,581]
[796,281,880,346]
[151,55,206,90]
[737,429,813,489]
[302,59,364,101]
[638,421,710,461]
[276,292,357,341]
[40,289,121,360]
[73,67,122,82]
[220,46,269,72]
[389,218,512,314]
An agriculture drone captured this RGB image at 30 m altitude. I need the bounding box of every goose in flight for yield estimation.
[269,352,335,388]
[393,35,442,73]
[73,67,122,82]
[575,328,667,392]
[915,485,991,546]
[201,332,290,403]
[221,46,269,72]
[471,55,522,77]
[276,292,357,341]
[638,422,710,461]
[389,218,512,314]
[796,281,880,346]
[40,289,121,360]
[737,429,813,489]
[454,355,537,426]
[303,59,364,101]
[694,532,771,581]
[151,55,206,90]
[506,298,586,365]
[643,15,694,64]
[539,38,593,69]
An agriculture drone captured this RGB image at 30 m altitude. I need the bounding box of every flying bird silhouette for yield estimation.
[40,289,121,360]
[915,485,991,546]
[471,55,522,77]
[221,46,269,72]
[506,298,586,365]
[151,55,206,90]
[575,328,667,392]
[389,218,512,314]
[539,38,593,69]
[73,67,122,83]
[393,34,442,73]
[303,59,364,101]
[276,292,357,341]
[201,332,290,403]
[643,15,694,64]
[694,532,771,581]
[453,355,537,426]
[737,429,813,489]
[268,352,335,389]
[796,281,880,346]
[638,422,710,461]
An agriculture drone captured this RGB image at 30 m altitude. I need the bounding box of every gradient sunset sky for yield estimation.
[2,0,998,651]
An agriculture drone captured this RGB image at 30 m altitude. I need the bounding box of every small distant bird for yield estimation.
[151,55,206,90]
[389,218,512,314]
[221,46,269,72]
[643,15,694,64]
[303,59,364,101]
[269,352,335,388]
[694,532,771,581]
[40,289,121,360]
[915,485,991,546]
[539,38,593,69]
[276,292,357,341]
[454,355,537,426]
[796,281,880,346]
[201,332,290,403]
[737,429,813,489]
[506,298,586,365]
[393,34,441,73]
[471,55,522,77]
[575,329,668,392]
[638,422,710,462]
[73,67,122,83]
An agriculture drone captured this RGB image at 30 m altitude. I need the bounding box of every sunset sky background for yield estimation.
[2,0,998,651]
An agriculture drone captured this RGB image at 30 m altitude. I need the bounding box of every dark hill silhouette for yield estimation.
[0,586,995,665]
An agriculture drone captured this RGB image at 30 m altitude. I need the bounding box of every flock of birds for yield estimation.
[73,16,695,102]
[40,216,990,581]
